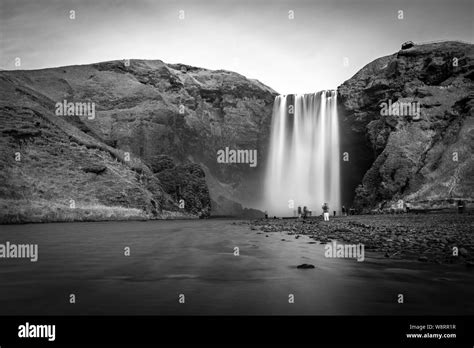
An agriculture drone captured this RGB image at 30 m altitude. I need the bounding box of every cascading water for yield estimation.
[263,90,341,216]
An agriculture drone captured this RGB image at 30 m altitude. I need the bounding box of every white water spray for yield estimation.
[263,91,341,216]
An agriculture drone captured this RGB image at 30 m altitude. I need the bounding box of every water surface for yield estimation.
[0,219,472,315]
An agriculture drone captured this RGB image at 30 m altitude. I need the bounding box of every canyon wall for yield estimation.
[1,41,472,222]
[338,41,473,211]
[0,60,276,221]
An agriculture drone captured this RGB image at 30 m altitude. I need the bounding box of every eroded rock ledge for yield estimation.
[338,41,473,211]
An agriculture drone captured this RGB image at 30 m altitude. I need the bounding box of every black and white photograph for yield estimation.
[0,0,473,345]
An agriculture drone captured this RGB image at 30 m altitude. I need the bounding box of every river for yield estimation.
[0,219,472,315]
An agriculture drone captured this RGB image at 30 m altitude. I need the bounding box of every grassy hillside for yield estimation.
[0,69,209,223]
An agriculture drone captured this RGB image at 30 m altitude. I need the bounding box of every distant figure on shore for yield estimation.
[333,210,336,217]
[342,206,347,216]
[322,203,329,221]
[264,211,268,219]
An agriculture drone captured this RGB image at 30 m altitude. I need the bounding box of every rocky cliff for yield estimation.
[2,41,472,222]
[338,41,473,211]
[0,60,276,222]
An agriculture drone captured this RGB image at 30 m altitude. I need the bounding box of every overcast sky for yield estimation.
[1,0,472,94]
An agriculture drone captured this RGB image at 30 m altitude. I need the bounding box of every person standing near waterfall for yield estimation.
[322,203,329,221]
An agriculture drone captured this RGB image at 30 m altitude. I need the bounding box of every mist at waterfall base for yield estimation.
[263,91,341,217]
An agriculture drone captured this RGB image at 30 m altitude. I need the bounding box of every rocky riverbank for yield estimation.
[249,213,474,265]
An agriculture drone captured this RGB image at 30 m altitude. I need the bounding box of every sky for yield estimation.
[1,0,472,94]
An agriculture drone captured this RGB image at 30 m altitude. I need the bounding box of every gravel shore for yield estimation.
[249,214,474,265]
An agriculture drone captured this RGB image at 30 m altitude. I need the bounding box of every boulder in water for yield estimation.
[296,263,315,269]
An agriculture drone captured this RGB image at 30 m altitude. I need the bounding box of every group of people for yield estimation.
[264,204,356,221]
[322,204,355,221]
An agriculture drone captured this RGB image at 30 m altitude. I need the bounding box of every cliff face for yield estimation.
[2,42,471,221]
[338,41,474,210]
[0,60,276,221]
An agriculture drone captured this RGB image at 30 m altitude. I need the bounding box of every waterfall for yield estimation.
[263,91,341,217]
